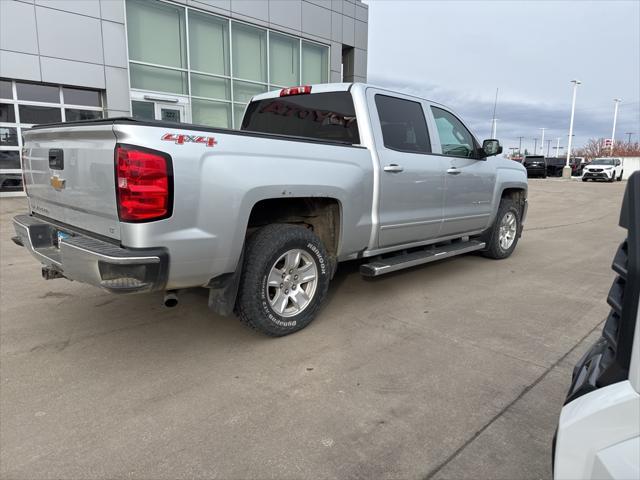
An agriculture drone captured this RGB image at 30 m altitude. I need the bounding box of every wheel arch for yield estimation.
[245,196,343,262]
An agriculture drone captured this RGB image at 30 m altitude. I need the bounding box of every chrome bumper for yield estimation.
[12,214,168,293]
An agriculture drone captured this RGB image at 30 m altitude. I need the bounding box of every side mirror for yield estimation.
[482,139,502,157]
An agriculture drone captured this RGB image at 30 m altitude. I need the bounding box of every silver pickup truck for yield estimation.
[13,83,528,336]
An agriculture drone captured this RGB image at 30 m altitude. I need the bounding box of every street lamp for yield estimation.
[564,80,581,178]
[555,137,562,157]
[610,98,621,155]
[540,127,546,155]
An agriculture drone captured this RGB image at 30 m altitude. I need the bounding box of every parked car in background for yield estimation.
[523,155,547,178]
[582,158,624,182]
[546,157,584,177]
[553,172,639,479]
[12,83,528,337]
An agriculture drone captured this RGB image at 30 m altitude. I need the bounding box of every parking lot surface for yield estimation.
[0,179,627,479]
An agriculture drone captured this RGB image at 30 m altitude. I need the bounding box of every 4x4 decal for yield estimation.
[161,133,218,147]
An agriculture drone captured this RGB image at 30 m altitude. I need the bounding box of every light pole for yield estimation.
[517,136,524,156]
[625,132,634,143]
[546,139,552,157]
[555,137,561,157]
[540,127,546,155]
[564,80,581,178]
[610,98,621,155]
[533,138,538,154]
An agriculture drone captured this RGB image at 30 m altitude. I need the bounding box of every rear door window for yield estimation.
[241,91,359,144]
[375,94,431,154]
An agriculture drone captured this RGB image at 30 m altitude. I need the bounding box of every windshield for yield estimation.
[591,159,615,165]
[241,91,360,145]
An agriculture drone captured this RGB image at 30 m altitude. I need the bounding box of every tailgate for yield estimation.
[23,124,120,240]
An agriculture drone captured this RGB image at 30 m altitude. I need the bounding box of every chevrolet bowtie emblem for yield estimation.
[50,175,66,190]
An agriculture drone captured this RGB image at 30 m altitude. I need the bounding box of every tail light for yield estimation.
[280,85,312,97]
[115,145,172,222]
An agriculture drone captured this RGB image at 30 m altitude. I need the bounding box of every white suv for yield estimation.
[582,158,624,182]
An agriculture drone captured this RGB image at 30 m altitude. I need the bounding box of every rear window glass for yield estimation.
[241,91,359,145]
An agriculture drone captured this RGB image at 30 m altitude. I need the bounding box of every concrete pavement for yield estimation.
[0,179,627,479]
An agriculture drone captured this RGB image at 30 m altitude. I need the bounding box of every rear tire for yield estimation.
[482,198,521,259]
[236,224,331,336]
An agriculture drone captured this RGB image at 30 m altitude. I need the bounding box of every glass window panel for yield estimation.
[269,32,299,86]
[160,107,181,123]
[1,103,16,123]
[233,103,246,129]
[192,98,231,128]
[0,150,20,169]
[242,92,359,144]
[63,88,101,107]
[191,74,230,100]
[18,105,62,124]
[0,80,12,99]
[16,82,60,103]
[189,11,229,76]
[130,63,188,95]
[232,80,267,103]
[65,109,103,122]
[131,101,155,120]
[126,0,186,68]
[301,42,328,85]
[232,22,267,83]
[375,95,430,154]
[431,107,474,158]
[0,127,19,146]
[0,173,23,192]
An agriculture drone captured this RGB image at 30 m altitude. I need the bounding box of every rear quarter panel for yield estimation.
[113,124,374,289]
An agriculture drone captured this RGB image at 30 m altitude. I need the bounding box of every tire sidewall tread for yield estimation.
[482,199,521,259]
[236,224,330,336]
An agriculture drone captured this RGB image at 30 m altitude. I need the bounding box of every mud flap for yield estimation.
[207,252,244,316]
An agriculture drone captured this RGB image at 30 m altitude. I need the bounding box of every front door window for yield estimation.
[431,107,476,158]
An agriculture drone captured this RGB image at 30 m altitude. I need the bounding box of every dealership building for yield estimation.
[0,0,369,195]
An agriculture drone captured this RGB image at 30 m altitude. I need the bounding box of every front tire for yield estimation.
[482,199,521,259]
[236,224,331,336]
[618,171,623,181]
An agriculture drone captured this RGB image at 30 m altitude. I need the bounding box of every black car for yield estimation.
[523,155,547,178]
[546,157,584,177]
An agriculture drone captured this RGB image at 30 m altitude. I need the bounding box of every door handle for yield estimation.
[447,167,462,175]
[383,164,404,173]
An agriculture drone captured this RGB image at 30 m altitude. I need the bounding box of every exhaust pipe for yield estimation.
[163,291,178,308]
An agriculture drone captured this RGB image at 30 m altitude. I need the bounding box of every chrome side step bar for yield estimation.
[359,240,486,277]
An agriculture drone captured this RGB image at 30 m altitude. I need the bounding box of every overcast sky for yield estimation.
[364,0,640,155]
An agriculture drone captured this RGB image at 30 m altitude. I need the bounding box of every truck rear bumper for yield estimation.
[12,214,168,293]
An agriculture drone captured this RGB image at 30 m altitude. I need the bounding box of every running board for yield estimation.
[360,240,486,277]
